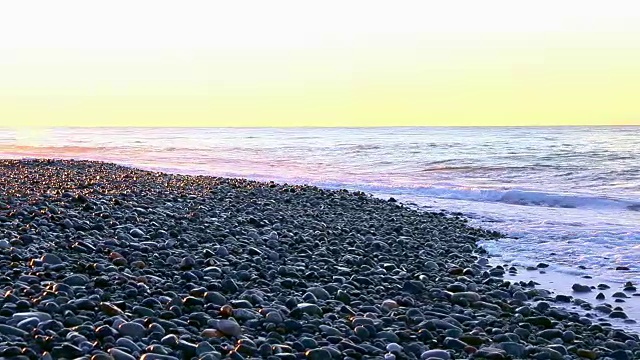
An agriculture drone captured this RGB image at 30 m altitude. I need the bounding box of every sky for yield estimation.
[0,0,639,127]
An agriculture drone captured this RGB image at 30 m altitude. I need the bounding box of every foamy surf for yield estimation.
[315,183,640,212]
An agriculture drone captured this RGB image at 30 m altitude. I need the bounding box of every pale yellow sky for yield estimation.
[1,0,639,127]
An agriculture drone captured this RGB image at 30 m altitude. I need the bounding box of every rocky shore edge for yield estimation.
[0,159,637,360]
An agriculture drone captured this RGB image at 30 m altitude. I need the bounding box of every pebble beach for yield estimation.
[0,159,638,360]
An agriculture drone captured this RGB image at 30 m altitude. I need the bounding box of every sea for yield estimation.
[1,126,640,323]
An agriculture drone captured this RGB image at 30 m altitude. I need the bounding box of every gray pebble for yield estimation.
[0,324,28,337]
[115,337,142,353]
[306,348,332,360]
[118,322,146,339]
[497,342,526,358]
[139,354,179,360]
[307,287,331,300]
[571,283,591,292]
[13,311,52,322]
[420,349,450,360]
[130,228,145,238]
[108,348,136,360]
[63,274,90,286]
[212,319,242,337]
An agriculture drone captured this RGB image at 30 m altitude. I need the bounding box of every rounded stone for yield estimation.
[63,274,90,286]
[421,350,451,360]
[108,348,136,360]
[386,343,402,353]
[306,348,331,360]
[118,322,146,339]
[213,319,242,337]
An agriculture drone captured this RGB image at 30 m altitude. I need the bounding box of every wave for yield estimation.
[421,165,537,173]
[0,145,112,154]
[317,182,640,212]
[0,145,152,160]
[2,144,638,213]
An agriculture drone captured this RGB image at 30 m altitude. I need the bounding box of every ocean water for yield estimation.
[1,126,639,285]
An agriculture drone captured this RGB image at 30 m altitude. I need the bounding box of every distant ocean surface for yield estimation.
[2,126,639,285]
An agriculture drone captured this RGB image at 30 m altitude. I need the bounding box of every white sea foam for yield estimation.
[315,183,640,212]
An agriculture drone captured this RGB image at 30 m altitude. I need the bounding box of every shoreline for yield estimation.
[500,264,640,331]
[0,158,638,360]
[325,193,640,335]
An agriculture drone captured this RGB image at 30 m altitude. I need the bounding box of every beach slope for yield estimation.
[0,159,636,360]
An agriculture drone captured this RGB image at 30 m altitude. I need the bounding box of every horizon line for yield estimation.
[2,124,639,129]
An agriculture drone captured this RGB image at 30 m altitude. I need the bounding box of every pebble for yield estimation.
[475,348,507,360]
[539,347,563,360]
[381,299,399,310]
[538,329,563,340]
[204,291,227,305]
[576,349,597,359]
[0,324,28,337]
[130,228,145,238]
[12,311,52,322]
[118,322,146,339]
[108,348,136,360]
[265,310,284,323]
[62,274,90,286]
[307,287,331,300]
[306,348,331,360]
[295,303,323,317]
[386,343,402,353]
[17,317,40,330]
[139,355,179,360]
[51,344,84,358]
[420,349,451,360]
[115,337,142,353]
[443,337,467,350]
[377,331,400,343]
[610,311,629,319]
[497,342,526,358]
[354,325,370,339]
[212,319,242,337]
[319,325,342,337]
[572,283,592,292]
[451,291,481,302]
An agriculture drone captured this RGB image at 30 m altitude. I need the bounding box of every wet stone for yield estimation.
[443,337,466,350]
[118,322,146,339]
[420,349,450,360]
[139,354,180,360]
[497,342,526,358]
[538,329,563,340]
[0,324,28,337]
[12,311,52,322]
[212,319,242,337]
[610,311,629,319]
[109,348,136,360]
[612,292,629,298]
[572,283,591,293]
[41,253,63,264]
[130,228,145,238]
[63,274,90,286]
